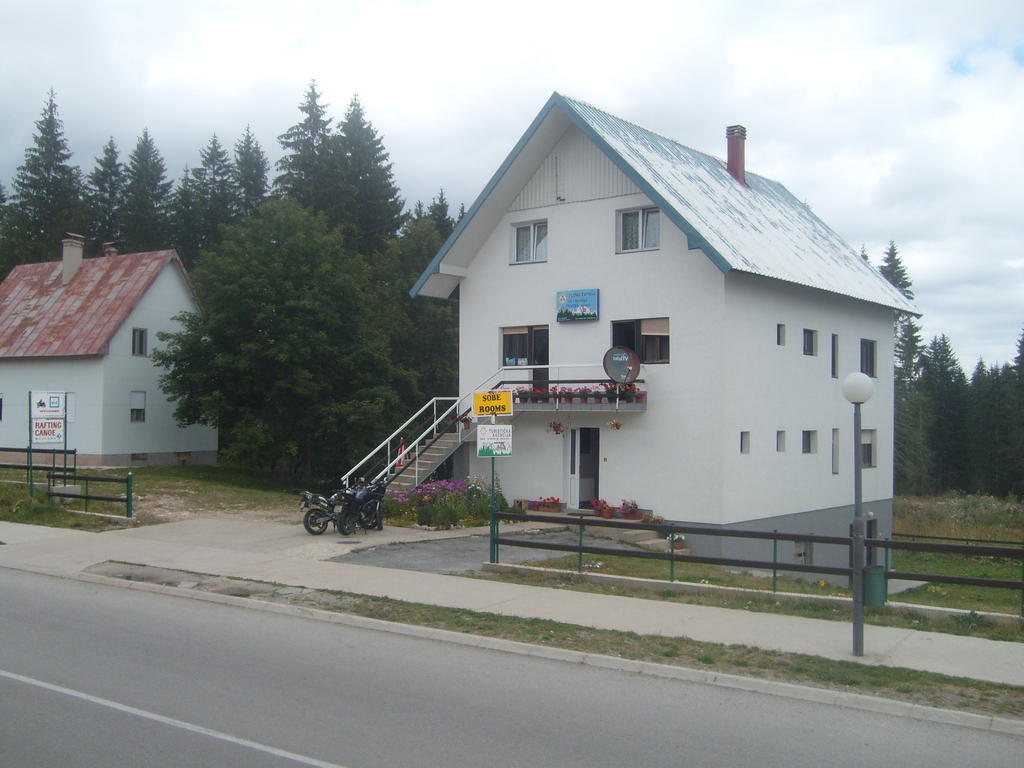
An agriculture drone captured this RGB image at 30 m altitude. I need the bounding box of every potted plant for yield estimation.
[532,495,560,511]
[619,499,641,519]
[591,499,614,518]
[546,421,565,436]
[576,386,591,403]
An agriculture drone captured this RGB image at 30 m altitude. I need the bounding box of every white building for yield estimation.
[0,236,217,466]
[411,94,916,565]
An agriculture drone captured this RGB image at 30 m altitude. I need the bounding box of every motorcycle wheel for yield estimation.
[303,509,329,535]
[338,512,357,536]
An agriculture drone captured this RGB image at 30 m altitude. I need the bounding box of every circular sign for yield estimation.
[602,346,640,384]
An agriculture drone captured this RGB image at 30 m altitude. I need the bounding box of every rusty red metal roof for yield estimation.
[0,250,191,358]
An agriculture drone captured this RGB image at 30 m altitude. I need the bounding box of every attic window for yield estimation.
[618,208,660,252]
[513,221,547,264]
[132,328,148,357]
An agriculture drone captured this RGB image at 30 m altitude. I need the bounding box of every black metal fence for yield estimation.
[46,471,134,518]
[491,511,1024,616]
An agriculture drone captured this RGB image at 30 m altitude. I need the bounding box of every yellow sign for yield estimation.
[474,390,512,416]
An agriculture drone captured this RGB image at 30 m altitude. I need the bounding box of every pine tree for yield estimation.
[3,90,84,266]
[85,138,126,254]
[338,95,403,254]
[427,189,455,241]
[1010,328,1024,496]
[194,134,239,257]
[234,126,269,218]
[274,81,351,226]
[879,241,914,300]
[169,167,203,270]
[123,129,172,251]
[919,335,969,491]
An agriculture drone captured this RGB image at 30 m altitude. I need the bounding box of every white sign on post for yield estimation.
[477,424,512,458]
[32,419,64,443]
[31,391,65,418]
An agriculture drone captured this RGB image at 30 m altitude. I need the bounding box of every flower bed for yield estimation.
[383,476,508,528]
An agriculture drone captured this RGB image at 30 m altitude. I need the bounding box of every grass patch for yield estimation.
[0,484,131,531]
[474,566,1024,643]
[99,563,1024,720]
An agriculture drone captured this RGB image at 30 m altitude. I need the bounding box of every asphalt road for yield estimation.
[1,568,1020,767]
[329,530,613,573]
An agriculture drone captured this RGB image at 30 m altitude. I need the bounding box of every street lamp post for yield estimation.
[842,371,875,657]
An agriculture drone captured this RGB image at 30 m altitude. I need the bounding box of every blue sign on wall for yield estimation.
[556,289,599,322]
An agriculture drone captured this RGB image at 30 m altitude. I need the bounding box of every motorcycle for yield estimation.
[298,478,386,536]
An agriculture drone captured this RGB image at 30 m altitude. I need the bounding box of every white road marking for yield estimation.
[0,668,351,768]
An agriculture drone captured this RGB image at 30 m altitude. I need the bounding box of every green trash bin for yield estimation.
[863,565,887,607]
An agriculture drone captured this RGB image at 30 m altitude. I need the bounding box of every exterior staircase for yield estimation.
[384,431,469,493]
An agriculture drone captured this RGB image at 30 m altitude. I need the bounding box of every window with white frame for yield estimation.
[132,327,148,356]
[740,431,750,454]
[513,221,548,263]
[130,390,146,423]
[776,430,785,452]
[861,429,877,468]
[618,207,660,252]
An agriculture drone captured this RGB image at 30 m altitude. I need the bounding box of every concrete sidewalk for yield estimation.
[0,518,1021,688]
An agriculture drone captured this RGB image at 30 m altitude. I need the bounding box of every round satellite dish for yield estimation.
[603,346,640,384]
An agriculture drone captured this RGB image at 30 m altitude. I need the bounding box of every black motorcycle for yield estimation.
[298,479,386,536]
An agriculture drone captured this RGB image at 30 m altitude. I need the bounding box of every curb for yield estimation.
[6,562,1022,739]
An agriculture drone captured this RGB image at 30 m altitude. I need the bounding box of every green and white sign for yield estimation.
[477,424,512,458]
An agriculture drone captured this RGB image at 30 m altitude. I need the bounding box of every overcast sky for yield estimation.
[3,0,1022,368]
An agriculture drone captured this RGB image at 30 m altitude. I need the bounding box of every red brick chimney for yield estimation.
[726,125,747,186]
[61,233,85,285]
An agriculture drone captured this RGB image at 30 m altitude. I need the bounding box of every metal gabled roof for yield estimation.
[0,250,191,358]
[412,93,917,314]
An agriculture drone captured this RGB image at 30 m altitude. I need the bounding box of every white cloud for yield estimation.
[1,0,1022,364]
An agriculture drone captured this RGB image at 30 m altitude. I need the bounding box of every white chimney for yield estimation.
[61,233,85,285]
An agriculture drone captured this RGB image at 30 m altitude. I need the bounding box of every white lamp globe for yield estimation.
[842,372,875,404]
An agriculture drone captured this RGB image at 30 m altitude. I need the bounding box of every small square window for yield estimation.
[740,431,750,454]
[513,221,547,263]
[776,430,785,452]
[861,339,877,377]
[861,429,877,468]
[803,329,817,356]
[618,208,660,252]
[132,328,148,356]
[130,390,146,423]
[802,430,817,454]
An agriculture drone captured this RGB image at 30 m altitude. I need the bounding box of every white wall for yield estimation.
[459,125,729,520]
[0,357,104,453]
[101,261,217,457]
[719,274,895,525]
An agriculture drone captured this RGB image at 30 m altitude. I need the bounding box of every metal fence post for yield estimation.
[577,517,584,573]
[126,473,133,519]
[84,478,90,514]
[772,531,778,593]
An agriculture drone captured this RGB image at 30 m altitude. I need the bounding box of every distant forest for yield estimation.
[0,85,1021,490]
